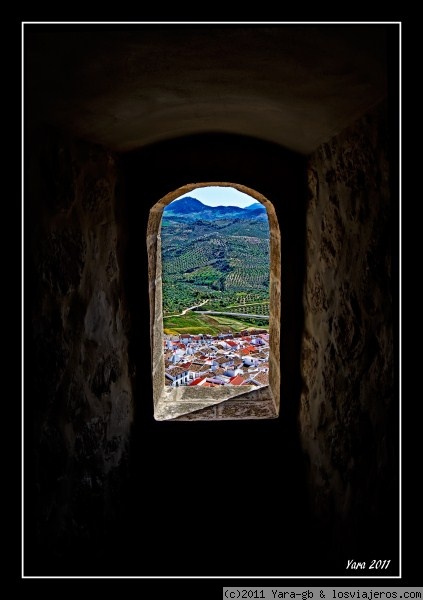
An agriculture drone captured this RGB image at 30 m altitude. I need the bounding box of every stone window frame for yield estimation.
[147,182,281,421]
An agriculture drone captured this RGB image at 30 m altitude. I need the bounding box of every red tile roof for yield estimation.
[172,366,188,376]
[214,367,226,376]
[252,372,269,385]
[230,375,246,386]
[189,377,206,386]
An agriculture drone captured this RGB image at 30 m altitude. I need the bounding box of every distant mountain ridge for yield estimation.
[163,196,267,221]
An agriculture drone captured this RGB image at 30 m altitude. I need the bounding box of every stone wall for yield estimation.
[300,103,398,558]
[26,129,133,567]
[147,182,280,421]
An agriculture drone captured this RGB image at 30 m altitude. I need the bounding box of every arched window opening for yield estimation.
[147,183,281,421]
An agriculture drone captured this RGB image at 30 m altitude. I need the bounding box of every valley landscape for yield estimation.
[161,196,270,336]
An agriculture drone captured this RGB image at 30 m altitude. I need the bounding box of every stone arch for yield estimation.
[147,182,281,421]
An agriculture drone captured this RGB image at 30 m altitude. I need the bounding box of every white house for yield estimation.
[243,355,258,367]
[166,365,190,387]
[223,365,244,378]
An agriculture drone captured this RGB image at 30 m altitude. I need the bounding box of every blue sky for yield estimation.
[174,186,259,208]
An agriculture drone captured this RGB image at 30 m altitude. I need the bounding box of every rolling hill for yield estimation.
[160,196,271,323]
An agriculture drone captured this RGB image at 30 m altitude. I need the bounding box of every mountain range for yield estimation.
[163,196,267,221]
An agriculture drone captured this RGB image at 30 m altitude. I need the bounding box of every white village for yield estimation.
[164,330,270,388]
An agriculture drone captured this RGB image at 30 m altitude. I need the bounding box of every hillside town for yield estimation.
[164,330,270,388]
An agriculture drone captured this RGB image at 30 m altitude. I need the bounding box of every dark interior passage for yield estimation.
[119,134,310,575]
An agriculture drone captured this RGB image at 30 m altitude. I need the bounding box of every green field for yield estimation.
[163,312,269,335]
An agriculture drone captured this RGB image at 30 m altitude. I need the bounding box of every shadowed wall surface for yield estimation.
[300,104,398,568]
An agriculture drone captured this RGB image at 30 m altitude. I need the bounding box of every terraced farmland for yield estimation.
[160,203,271,327]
